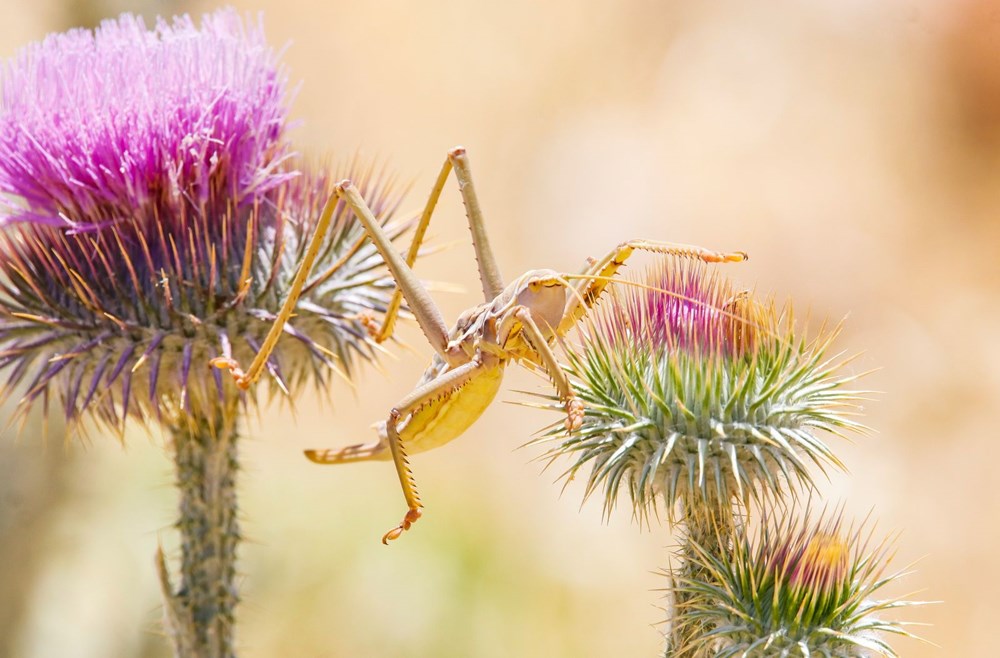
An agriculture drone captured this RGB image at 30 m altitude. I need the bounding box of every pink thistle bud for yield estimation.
[531,259,866,521]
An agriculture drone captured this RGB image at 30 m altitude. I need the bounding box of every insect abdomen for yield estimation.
[401,365,505,454]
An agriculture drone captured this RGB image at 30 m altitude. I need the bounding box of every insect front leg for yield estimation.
[210,192,344,389]
[556,239,748,336]
[502,307,584,431]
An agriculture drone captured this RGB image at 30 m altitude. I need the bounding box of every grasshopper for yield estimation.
[212,147,746,543]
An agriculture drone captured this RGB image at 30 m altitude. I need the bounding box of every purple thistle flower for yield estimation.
[0,10,406,431]
[0,9,291,229]
[597,259,759,358]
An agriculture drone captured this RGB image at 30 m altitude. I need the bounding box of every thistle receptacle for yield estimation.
[0,9,406,657]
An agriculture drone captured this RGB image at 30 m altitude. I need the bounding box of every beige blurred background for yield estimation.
[3,0,999,655]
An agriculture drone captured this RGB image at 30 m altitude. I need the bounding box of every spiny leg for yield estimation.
[508,307,584,431]
[556,239,748,336]
[367,146,506,341]
[210,192,343,389]
[335,182,457,362]
[447,147,505,301]
[381,409,421,544]
[304,437,389,464]
[378,355,492,543]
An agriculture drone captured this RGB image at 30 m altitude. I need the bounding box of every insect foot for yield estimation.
[382,507,422,545]
[565,397,584,431]
[352,310,381,340]
[209,356,251,390]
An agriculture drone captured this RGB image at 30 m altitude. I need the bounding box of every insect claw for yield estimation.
[565,397,584,431]
[382,527,404,544]
[353,311,381,340]
[381,507,422,544]
[209,356,251,390]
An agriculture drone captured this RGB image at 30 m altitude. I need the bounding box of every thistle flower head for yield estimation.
[0,10,404,433]
[671,509,923,657]
[0,9,290,229]
[532,260,867,521]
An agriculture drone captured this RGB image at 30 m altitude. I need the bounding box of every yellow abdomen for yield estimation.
[400,365,504,454]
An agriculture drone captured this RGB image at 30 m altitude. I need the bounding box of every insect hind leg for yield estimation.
[304,427,391,464]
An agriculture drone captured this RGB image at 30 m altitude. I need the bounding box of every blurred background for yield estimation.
[2,0,998,655]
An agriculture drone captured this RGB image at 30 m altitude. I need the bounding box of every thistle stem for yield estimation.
[159,412,240,658]
[668,492,737,657]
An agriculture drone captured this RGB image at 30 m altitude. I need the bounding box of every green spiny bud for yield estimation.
[670,508,925,657]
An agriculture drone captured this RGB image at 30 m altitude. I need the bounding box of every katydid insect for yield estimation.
[211,147,747,543]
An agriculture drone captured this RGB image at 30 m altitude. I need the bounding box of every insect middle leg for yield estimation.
[383,355,495,543]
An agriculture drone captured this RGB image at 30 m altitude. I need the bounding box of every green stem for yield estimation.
[159,412,240,658]
[667,492,737,658]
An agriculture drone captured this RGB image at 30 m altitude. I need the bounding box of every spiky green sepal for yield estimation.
[669,509,924,657]
[531,261,868,522]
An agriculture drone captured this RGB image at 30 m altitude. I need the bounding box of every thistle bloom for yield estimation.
[0,10,288,231]
[671,510,922,657]
[0,10,402,431]
[0,10,404,657]
[533,259,866,523]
